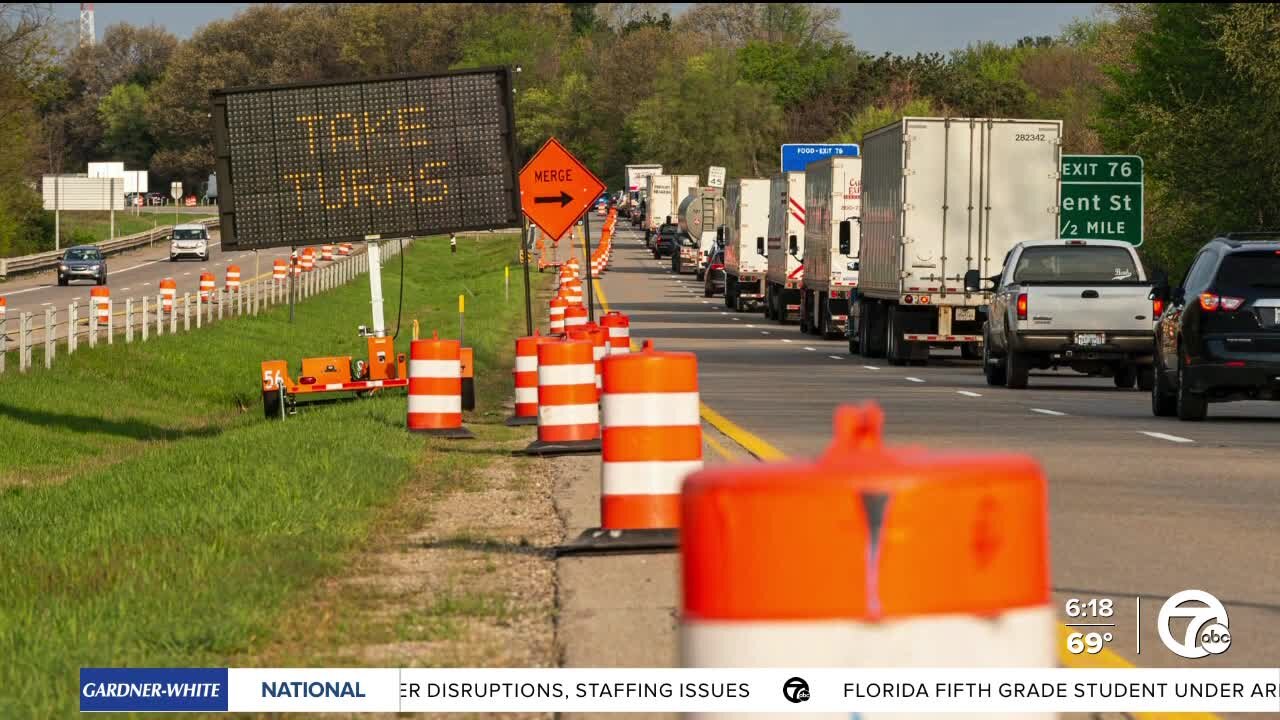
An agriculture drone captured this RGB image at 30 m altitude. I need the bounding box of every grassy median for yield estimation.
[0,234,537,717]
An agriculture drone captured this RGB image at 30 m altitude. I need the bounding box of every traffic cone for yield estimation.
[521,336,601,456]
[679,403,1054,688]
[559,340,700,555]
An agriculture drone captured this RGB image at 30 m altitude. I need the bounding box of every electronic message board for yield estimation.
[211,67,520,251]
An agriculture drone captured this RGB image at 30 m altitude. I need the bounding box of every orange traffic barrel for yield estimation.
[160,278,177,314]
[522,337,601,456]
[291,257,303,277]
[198,272,215,303]
[601,341,700,531]
[563,303,588,331]
[321,244,334,262]
[225,265,241,292]
[272,258,287,282]
[601,311,631,355]
[568,324,607,395]
[460,347,475,412]
[301,247,315,272]
[0,296,6,323]
[680,403,1052,671]
[563,279,583,307]
[407,332,473,439]
[506,332,549,426]
[339,242,353,256]
[548,296,568,335]
[90,286,111,326]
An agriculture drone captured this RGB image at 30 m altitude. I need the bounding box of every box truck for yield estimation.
[644,174,698,246]
[674,186,725,279]
[765,171,806,324]
[800,157,862,339]
[625,164,662,216]
[854,117,1062,364]
[723,177,771,312]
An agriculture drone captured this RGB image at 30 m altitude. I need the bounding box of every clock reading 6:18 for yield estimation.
[1064,598,1113,618]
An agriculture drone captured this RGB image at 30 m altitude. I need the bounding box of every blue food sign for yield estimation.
[780,143,860,173]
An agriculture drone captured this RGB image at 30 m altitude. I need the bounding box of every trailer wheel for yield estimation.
[886,307,907,366]
[263,389,284,420]
[960,344,982,361]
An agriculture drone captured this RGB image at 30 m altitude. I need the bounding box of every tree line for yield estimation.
[1,3,1279,275]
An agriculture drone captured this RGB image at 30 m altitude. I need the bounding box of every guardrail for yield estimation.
[0,218,220,280]
[0,238,410,376]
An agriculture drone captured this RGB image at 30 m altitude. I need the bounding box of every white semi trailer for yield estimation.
[855,117,1063,364]
[765,171,806,324]
[723,177,771,312]
[800,157,862,339]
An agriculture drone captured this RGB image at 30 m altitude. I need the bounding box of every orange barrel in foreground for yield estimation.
[563,303,588,331]
[549,296,568,335]
[225,265,241,292]
[407,333,473,439]
[272,258,288,282]
[524,336,600,455]
[600,341,701,530]
[460,347,475,412]
[160,278,177,314]
[507,332,547,426]
[600,311,631,355]
[199,272,215,303]
[681,403,1053,681]
[90,287,111,326]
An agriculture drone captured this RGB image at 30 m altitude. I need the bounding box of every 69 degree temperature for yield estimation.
[1067,631,1113,655]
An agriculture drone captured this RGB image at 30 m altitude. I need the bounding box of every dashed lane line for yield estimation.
[957,390,982,398]
[1140,431,1194,444]
[905,377,926,383]
[1031,408,1067,416]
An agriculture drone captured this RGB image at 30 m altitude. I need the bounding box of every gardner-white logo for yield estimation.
[1158,589,1231,659]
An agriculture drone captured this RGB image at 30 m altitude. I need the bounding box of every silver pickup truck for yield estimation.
[967,239,1156,390]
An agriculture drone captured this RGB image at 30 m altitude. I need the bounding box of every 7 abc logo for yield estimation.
[1158,589,1231,659]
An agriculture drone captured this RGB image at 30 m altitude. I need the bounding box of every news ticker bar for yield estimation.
[81,667,1280,713]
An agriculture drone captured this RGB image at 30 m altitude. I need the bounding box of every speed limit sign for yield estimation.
[170,181,183,202]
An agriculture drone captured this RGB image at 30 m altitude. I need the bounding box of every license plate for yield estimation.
[1075,333,1105,346]
[955,308,976,321]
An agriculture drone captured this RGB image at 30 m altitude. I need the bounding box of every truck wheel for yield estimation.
[724,276,735,308]
[1151,359,1176,417]
[1137,365,1155,392]
[1113,365,1137,389]
[1005,350,1030,389]
[860,299,885,358]
[1175,351,1207,421]
[263,389,284,420]
[817,296,829,338]
[886,307,907,366]
[798,292,810,333]
[960,344,982,361]
[983,332,1007,386]
[764,287,774,320]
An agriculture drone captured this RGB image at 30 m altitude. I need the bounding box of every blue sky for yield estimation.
[57,3,1101,55]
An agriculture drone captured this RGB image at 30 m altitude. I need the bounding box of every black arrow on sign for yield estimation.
[534,191,573,207]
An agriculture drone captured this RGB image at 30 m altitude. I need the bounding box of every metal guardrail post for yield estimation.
[0,315,5,375]
[18,313,28,372]
[45,307,54,367]
[68,303,76,354]
[126,299,133,343]
[195,292,202,329]
[155,295,163,336]
[107,300,114,345]
[184,294,191,332]
[142,296,149,341]
[169,297,176,334]
[217,290,224,321]
[89,308,97,349]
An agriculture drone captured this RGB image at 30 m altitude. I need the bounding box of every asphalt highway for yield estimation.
[598,221,1280,681]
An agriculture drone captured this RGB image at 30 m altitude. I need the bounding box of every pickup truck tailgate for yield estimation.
[1023,284,1153,332]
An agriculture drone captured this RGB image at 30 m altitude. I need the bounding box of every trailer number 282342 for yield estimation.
[1015,133,1048,142]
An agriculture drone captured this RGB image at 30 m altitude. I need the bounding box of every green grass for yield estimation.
[50,211,212,247]
[0,234,536,718]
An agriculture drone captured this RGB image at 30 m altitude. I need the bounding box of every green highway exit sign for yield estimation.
[1059,155,1143,246]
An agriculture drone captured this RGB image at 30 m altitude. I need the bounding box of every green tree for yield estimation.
[836,97,940,144]
[97,83,152,166]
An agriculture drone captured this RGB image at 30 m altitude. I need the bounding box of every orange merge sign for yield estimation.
[519,137,606,243]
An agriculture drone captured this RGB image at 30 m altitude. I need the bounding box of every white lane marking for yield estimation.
[182,272,191,276]
[829,355,843,360]
[142,282,151,287]
[702,301,710,304]
[1031,408,1066,416]
[782,338,793,343]
[905,377,925,383]
[732,317,741,321]
[1140,431,1194,444]
[720,311,728,315]
[121,287,131,292]
[761,331,770,335]
[746,324,756,328]
[957,390,983,398]
[804,347,816,351]
[863,365,880,370]
[1,284,53,296]
[40,301,51,306]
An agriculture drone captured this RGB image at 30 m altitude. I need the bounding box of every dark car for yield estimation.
[1151,233,1280,420]
[704,250,726,298]
[652,223,680,258]
[58,246,107,286]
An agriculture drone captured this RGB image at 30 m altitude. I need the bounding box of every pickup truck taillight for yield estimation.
[710,263,724,271]
[1016,293,1028,320]
[1152,297,1165,320]
[1199,293,1244,312]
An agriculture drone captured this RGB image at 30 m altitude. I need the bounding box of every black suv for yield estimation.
[652,223,680,258]
[1151,233,1280,420]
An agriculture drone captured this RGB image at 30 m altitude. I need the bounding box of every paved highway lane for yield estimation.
[599,223,1280,685]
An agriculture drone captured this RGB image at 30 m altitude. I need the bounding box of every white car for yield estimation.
[170,224,210,261]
